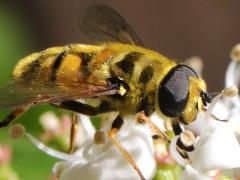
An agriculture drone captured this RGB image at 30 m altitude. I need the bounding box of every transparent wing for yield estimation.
[79,5,143,46]
[0,79,118,110]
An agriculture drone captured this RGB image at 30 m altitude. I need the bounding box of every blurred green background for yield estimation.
[1,0,240,179]
[0,2,60,180]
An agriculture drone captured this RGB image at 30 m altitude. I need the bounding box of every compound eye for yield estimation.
[158,66,190,117]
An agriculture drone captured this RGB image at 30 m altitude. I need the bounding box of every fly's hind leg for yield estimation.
[52,100,113,153]
[52,100,112,116]
[0,107,28,128]
[108,115,145,180]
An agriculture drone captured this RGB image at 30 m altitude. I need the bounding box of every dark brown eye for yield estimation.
[158,65,197,117]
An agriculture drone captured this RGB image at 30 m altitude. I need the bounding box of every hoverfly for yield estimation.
[0,5,212,180]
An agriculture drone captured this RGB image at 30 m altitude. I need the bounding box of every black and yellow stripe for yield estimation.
[116,51,142,76]
[12,45,102,83]
[50,51,67,81]
[106,44,177,116]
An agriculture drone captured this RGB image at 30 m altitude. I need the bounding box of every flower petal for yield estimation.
[181,165,211,180]
[189,121,240,172]
[225,60,240,110]
[58,121,156,180]
[169,135,186,167]
[39,112,61,132]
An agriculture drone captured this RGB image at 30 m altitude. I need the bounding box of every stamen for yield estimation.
[176,131,195,152]
[203,86,238,124]
[230,44,240,61]
[204,93,223,121]
[170,135,189,167]
[94,131,105,144]
[225,45,240,109]
[179,130,195,148]
[222,86,238,97]
[202,87,238,122]
[9,124,25,139]
[185,56,203,76]
[25,133,81,162]
[203,87,238,123]
[9,124,82,162]
[164,119,173,131]
[79,114,95,139]
[82,140,112,161]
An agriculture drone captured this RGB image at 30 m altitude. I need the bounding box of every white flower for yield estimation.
[170,44,240,179]
[39,112,62,133]
[20,114,156,180]
[54,120,156,180]
[189,116,240,172]
[171,92,240,179]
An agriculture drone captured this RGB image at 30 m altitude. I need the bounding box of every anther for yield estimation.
[230,44,240,61]
[9,124,26,139]
[222,86,238,97]
[94,131,105,144]
[185,56,203,76]
[177,130,195,152]
[164,119,173,131]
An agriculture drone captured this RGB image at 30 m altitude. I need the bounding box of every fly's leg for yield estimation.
[108,115,145,180]
[135,111,171,143]
[171,119,183,135]
[68,113,79,153]
[52,100,112,116]
[135,112,173,168]
[0,100,111,128]
[52,100,113,153]
[172,118,194,160]
[0,107,29,128]
[172,118,194,151]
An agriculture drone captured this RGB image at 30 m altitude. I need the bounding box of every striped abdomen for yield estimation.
[12,44,105,85]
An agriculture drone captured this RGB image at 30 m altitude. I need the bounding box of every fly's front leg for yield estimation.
[172,118,195,159]
[135,111,172,168]
[171,119,183,135]
[108,115,145,180]
[135,111,171,143]
[172,118,195,152]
